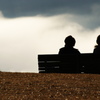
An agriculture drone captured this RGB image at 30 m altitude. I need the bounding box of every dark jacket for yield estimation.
[93,45,100,54]
[59,46,80,55]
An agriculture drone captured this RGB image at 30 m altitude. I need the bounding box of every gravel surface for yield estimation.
[0,72,100,100]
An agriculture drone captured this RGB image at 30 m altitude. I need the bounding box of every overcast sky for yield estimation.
[0,0,100,72]
[0,0,100,29]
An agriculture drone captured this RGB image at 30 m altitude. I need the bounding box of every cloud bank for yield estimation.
[0,0,99,16]
[0,0,100,29]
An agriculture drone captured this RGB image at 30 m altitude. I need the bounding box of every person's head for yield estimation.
[96,35,100,45]
[64,35,76,47]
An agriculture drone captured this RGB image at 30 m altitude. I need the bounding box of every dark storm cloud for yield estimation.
[0,0,99,17]
[0,0,100,29]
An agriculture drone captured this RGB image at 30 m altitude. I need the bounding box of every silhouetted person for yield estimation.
[93,35,100,54]
[59,35,80,54]
[93,35,100,74]
[58,35,80,73]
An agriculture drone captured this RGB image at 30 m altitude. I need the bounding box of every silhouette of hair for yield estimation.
[64,35,76,47]
[96,35,100,45]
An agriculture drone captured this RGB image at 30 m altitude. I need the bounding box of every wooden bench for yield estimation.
[38,54,100,74]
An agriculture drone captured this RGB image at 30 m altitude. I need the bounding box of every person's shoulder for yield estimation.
[73,48,80,54]
[73,48,79,51]
[59,47,65,50]
[59,47,66,54]
[93,46,100,54]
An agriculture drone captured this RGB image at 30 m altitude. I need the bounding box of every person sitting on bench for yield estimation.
[58,35,80,55]
[93,35,100,54]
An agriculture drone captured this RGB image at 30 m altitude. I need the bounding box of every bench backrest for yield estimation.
[38,54,100,74]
